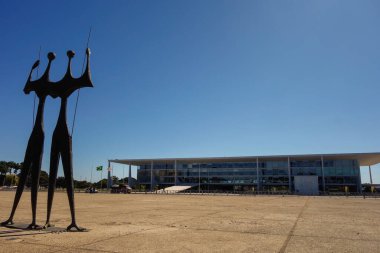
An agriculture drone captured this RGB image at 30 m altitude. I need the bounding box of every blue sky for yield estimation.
[0,0,379,183]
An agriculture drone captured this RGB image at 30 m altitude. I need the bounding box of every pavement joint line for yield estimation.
[3,240,71,253]
[177,225,380,243]
[165,210,226,227]
[44,243,118,253]
[79,208,222,217]
[11,226,161,253]
[112,210,226,228]
[46,223,288,252]
[48,227,160,253]
[278,197,310,253]
[2,193,380,252]
[210,217,299,222]
[46,244,118,253]
[9,222,380,251]
[172,225,289,237]
[291,233,380,243]
[7,210,301,239]
[60,247,118,253]
[0,231,50,238]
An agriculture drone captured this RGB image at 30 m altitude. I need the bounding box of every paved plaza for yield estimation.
[0,191,379,252]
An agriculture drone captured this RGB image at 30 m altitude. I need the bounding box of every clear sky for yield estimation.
[0,0,379,183]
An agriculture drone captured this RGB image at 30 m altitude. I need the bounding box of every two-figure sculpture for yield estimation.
[1,48,93,231]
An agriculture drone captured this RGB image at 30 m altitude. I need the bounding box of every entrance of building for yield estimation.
[294,175,319,195]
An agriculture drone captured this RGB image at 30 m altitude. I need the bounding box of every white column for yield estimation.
[288,157,291,192]
[369,165,373,184]
[321,156,325,192]
[358,166,362,193]
[128,164,132,185]
[122,166,125,184]
[150,161,154,191]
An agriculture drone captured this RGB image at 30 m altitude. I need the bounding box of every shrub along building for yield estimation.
[109,152,380,195]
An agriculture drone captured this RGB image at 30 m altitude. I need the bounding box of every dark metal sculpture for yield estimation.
[44,48,93,231]
[2,48,93,232]
[1,53,56,229]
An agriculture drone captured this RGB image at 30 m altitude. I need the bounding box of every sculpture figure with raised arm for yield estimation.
[44,48,93,231]
[1,52,57,229]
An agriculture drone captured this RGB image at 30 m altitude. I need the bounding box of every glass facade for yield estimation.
[137,158,361,192]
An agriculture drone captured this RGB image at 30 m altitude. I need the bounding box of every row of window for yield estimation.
[138,159,358,170]
[139,175,358,185]
[137,167,359,177]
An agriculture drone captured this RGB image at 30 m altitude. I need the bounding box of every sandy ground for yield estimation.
[0,191,379,252]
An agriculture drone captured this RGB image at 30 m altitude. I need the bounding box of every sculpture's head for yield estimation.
[67,50,75,58]
[48,52,56,61]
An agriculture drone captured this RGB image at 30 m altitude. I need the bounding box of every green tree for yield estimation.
[4,174,19,186]
[0,161,22,186]
[26,170,49,187]
[56,177,66,188]
[74,180,92,189]
[6,161,19,173]
[55,177,92,189]
[94,179,108,189]
[0,161,9,175]
[14,162,22,174]
[39,171,49,187]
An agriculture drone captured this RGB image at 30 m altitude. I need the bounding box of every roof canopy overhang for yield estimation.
[109,152,380,167]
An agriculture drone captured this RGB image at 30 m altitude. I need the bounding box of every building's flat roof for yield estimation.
[109,152,380,166]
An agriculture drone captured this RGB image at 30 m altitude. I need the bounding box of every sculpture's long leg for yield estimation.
[62,137,85,231]
[27,156,43,230]
[44,139,60,229]
[1,153,32,226]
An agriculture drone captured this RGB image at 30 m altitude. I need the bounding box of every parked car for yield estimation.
[85,187,98,193]
[111,184,132,194]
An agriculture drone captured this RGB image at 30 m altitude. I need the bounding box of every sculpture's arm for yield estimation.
[23,60,40,94]
[59,48,94,97]
[24,52,56,95]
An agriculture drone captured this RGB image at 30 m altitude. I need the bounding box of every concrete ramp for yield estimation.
[156,185,192,193]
